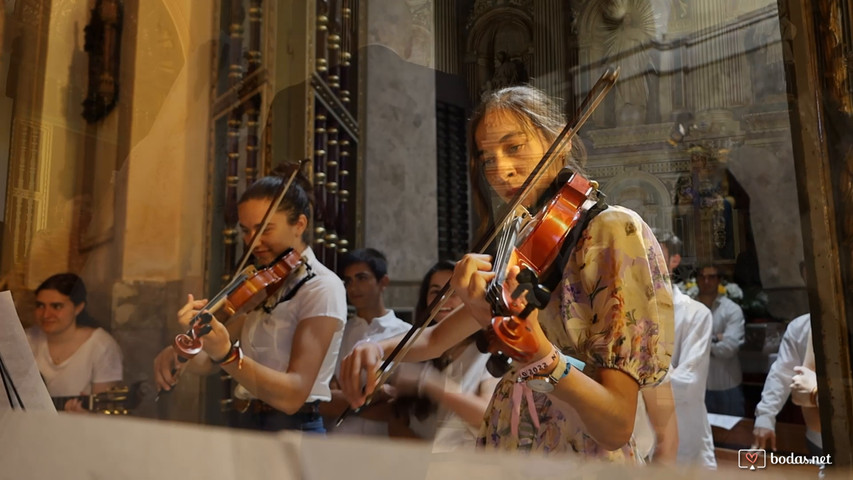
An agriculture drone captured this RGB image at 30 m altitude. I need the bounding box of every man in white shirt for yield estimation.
[321,248,410,436]
[636,232,716,467]
[753,307,821,455]
[697,264,746,417]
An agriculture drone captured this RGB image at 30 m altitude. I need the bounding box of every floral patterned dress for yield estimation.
[476,206,674,462]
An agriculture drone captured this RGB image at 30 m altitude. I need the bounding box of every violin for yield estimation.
[172,248,306,361]
[479,171,603,372]
[335,68,619,425]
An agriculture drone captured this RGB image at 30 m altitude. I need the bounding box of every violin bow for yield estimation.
[336,67,619,425]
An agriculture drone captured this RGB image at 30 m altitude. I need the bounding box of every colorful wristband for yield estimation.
[212,340,243,369]
[516,346,558,382]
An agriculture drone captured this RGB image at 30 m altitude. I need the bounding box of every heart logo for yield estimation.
[745,452,758,464]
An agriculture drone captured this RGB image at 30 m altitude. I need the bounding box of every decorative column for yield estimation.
[435,0,458,74]
[533,0,566,100]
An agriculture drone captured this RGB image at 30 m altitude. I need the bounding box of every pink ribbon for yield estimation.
[510,382,540,438]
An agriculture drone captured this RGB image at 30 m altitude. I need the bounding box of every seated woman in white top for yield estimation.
[26,273,123,412]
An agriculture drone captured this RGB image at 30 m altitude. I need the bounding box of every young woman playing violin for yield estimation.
[153,165,347,432]
[341,85,673,461]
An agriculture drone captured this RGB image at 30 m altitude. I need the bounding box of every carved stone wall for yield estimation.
[580,1,804,306]
[464,1,534,103]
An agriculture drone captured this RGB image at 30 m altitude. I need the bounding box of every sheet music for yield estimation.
[0,290,55,412]
[707,412,742,430]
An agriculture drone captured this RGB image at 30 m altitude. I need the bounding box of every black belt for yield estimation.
[228,399,320,415]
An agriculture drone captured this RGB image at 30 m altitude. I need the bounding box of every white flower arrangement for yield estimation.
[677,278,742,302]
[725,282,743,301]
[678,275,771,319]
[676,280,699,298]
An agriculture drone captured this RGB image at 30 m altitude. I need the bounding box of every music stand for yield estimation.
[0,290,54,412]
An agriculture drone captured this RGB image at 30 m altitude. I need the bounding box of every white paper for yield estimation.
[707,412,743,430]
[0,290,55,412]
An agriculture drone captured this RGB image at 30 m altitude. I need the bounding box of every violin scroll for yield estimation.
[172,314,212,360]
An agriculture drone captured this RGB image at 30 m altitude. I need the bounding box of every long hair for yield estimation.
[466,85,587,240]
[35,273,98,328]
[239,163,315,244]
[414,259,456,322]
[393,260,459,423]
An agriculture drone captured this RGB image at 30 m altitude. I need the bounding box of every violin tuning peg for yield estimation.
[515,267,537,286]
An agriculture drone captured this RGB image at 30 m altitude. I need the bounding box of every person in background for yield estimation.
[754,261,821,455]
[789,329,822,456]
[321,247,410,436]
[753,312,819,453]
[790,327,825,478]
[389,260,499,451]
[27,273,123,412]
[697,264,746,417]
[153,165,347,432]
[635,232,716,468]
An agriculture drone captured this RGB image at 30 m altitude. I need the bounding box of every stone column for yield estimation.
[434,0,458,75]
[686,0,748,111]
[533,0,566,100]
[113,0,214,421]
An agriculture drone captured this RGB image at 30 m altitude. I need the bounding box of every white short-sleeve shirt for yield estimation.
[332,309,411,436]
[26,327,123,397]
[238,247,347,403]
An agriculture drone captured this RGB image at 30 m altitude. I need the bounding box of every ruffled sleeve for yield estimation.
[561,206,673,387]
